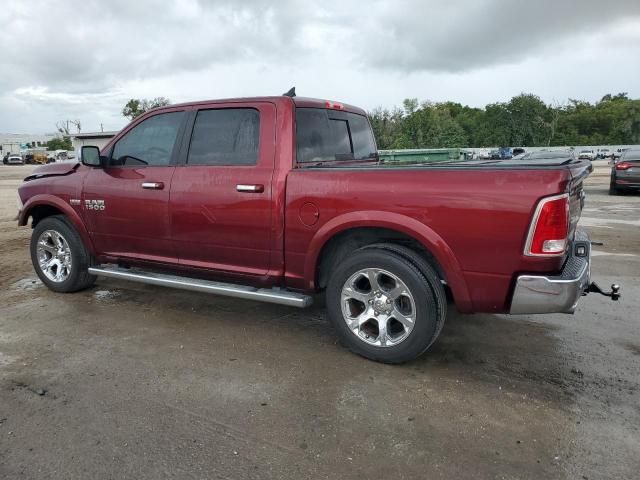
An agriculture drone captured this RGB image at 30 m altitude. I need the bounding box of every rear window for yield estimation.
[296,108,377,163]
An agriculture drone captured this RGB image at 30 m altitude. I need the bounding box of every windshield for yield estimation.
[296,108,377,164]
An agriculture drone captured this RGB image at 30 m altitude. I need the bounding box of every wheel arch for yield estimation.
[305,211,472,311]
[20,195,96,255]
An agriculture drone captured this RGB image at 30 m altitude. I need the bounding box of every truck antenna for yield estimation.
[283,87,296,97]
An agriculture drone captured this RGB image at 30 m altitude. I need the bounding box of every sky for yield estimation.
[1,0,640,134]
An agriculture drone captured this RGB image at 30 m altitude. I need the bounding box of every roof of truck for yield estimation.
[163,96,367,116]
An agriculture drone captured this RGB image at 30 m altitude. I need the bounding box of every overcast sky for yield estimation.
[1,0,640,134]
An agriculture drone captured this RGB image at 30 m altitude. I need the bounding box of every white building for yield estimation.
[70,131,119,153]
[1,133,57,156]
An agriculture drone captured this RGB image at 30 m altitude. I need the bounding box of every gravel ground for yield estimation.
[0,162,638,479]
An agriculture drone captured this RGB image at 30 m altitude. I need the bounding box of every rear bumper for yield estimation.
[614,179,640,189]
[510,230,591,314]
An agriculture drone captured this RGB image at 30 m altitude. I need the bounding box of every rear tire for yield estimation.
[326,247,446,363]
[30,215,96,293]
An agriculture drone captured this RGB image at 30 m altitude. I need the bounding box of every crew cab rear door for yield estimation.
[82,109,187,263]
[169,102,276,277]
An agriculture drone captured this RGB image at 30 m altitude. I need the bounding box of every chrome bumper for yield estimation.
[510,230,591,314]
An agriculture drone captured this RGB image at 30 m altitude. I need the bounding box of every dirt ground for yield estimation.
[0,162,638,479]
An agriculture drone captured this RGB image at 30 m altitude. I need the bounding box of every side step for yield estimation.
[88,266,313,308]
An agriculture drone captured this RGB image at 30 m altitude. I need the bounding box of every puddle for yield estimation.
[0,351,18,368]
[11,277,42,291]
[94,290,121,301]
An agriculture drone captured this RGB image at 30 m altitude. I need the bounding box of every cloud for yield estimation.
[356,0,640,72]
[0,0,639,132]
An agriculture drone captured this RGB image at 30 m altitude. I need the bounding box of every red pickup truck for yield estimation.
[17,95,619,363]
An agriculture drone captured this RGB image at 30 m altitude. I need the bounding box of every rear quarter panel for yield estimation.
[285,167,571,313]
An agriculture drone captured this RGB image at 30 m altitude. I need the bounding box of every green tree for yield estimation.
[506,94,552,146]
[122,97,171,120]
[46,136,73,151]
[368,92,639,149]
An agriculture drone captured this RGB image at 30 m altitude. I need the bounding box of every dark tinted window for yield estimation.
[296,108,377,163]
[187,109,259,166]
[112,112,184,166]
[330,119,351,157]
[349,113,377,160]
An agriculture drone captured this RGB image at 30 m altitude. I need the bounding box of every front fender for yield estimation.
[19,194,96,256]
[304,210,473,312]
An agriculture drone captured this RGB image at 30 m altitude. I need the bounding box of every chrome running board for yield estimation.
[88,266,313,308]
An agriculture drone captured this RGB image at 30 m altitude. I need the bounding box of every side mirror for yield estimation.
[81,145,103,167]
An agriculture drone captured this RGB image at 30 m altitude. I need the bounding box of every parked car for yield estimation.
[613,148,629,160]
[488,149,501,159]
[7,154,24,165]
[578,149,596,161]
[15,94,619,363]
[513,151,575,161]
[597,148,611,159]
[498,147,512,159]
[610,149,640,195]
[476,148,491,159]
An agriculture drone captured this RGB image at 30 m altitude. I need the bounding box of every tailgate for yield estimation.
[567,160,592,241]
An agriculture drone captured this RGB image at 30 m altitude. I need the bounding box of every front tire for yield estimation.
[326,247,446,363]
[30,215,96,293]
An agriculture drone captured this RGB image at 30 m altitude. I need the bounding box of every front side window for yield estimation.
[111,111,184,167]
[296,108,377,163]
[187,108,260,166]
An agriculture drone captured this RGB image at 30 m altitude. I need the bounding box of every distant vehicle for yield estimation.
[498,147,512,159]
[610,149,640,195]
[475,148,491,159]
[46,150,69,163]
[24,151,49,165]
[513,151,575,161]
[578,150,596,161]
[512,147,525,156]
[598,149,611,159]
[6,154,24,165]
[613,148,629,159]
[489,149,501,160]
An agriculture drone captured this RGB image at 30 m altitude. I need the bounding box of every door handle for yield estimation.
[142,182,164,190]
[236,184,264,193]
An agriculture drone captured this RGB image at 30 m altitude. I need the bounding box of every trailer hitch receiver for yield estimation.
[585,282,621,301]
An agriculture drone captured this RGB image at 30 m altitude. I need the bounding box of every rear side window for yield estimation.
[296,108,377,163]
[187,108,260,166]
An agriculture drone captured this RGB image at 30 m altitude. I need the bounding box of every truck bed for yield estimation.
[284,158,591,313]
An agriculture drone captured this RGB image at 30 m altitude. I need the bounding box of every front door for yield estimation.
[169,103,276,277]
[82,110,186,263]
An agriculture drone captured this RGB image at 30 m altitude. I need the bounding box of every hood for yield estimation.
[24,161,80,181]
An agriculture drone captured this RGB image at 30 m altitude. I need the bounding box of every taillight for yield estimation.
[616,162,632,170]
[525,194,569,256]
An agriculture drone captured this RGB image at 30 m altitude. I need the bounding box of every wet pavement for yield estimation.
[0,164,638,479]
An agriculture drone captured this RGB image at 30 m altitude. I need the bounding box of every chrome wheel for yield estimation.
[36,230,72,283]
[341,268,416,347]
